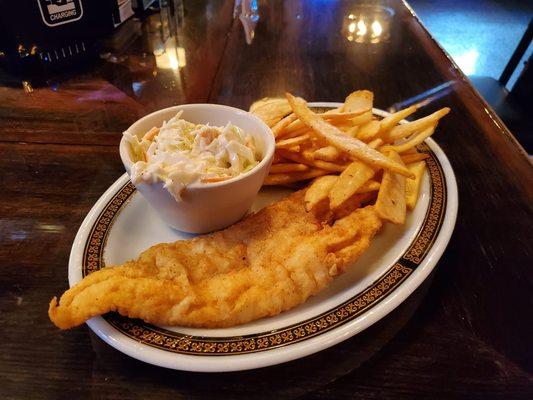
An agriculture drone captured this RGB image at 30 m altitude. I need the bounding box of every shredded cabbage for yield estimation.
[124,112,261,201]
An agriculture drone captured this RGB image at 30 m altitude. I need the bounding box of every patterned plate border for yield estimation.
[81,141,446,356]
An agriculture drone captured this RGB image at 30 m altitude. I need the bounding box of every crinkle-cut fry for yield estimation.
[278,149,347,172]
[276,134,311,149]
[271,113,298,137]
[264,168,329,185]
[270,163,310,173]
[386,108,449,141]
[314,146,341,161]
[379,105,419,135]
[381,123,437,154]
[285,93,414,178]
[368,138,384,149]
[356,120,381,142]
[142,127,160,142]
[400,152,430,164]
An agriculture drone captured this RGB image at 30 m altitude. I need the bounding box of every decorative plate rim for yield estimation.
[68,104,458,372]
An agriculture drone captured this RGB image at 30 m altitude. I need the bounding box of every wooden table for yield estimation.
[1,1,532,398]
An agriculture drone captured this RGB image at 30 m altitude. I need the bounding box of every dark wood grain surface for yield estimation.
[1,0,532,399]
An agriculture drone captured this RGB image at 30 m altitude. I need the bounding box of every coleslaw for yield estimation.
[123,111,261,200]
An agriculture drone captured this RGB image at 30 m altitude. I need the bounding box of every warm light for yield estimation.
[356,20,367,36]
[343,5,394,44]
[168,52,179,70]
[371,20,382,37]
[155,38,187,70]
[22,80,33,94]
[177,47,186,68]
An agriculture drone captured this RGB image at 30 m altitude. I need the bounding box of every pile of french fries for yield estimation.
[250,91,450,224]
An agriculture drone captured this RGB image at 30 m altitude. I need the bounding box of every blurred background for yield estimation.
[0,0,531,152]
[410,0,532,153]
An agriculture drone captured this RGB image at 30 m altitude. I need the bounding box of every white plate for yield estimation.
[69,104,458,372]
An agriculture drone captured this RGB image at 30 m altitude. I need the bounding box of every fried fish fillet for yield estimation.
[49,190,382,329]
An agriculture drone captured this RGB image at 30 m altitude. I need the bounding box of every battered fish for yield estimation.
[49,190,382,329]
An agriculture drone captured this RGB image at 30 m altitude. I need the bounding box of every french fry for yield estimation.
[264,168,328,185]
[278,149,347,172]
[401,147,418,155]
[270,163,309,173]
[249,97,279,113]
[271,113,297,137]
[400,152,430,164]
[266,117,282,128]
[272,153,288,164]
[329,160,375,210]
[285,93,414,178]
[276,134,311,149]
[250,98,292,124]
[381,123,437,154]
[314,146,341,161]
[311,160,347,172]
[333,192,376,220]
[336,123,356,134]
[280,127,311,139]
[344,125,358,137]
[379,105,419,135]
[368,138,384,149]
[349,111,373,126]
[405,161,426,210]
[375,151,407,224]
[280,112,367,138]
[304,175,338,212]
[358,179,381,193]
[386,108,449,141]
[356,120,381,141]
[322,110,371,120]
[342,90,373,113]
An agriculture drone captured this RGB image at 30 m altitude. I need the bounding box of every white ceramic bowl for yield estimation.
[119,104,275,233]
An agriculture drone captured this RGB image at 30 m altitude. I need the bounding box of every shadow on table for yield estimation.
[89,274,434,399]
